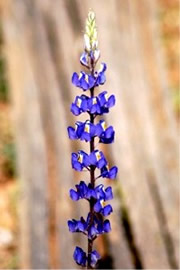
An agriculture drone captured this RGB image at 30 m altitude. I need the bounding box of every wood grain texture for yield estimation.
[1,0,179,269]
[2,1,49,268]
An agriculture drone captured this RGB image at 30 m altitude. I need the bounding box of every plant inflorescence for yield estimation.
[67,11,118,269]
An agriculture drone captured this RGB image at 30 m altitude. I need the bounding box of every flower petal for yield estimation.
[68,220,77,232]
[72,72,79,86]
[80,52,89,67]
[69,189,79,201]
[90,250,101,268]
[73,246,87,267]
[108,95,116,107]
[103,220,111,233]
[109,166,118,179]
[102,204,113,216]
[67,126,78,140]
[104,186,113,200]
[70,103,80,116]
[94,200,102,213]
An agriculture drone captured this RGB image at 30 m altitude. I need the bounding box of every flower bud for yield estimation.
[84,10,98,53]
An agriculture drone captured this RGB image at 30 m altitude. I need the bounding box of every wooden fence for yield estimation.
[1,0,179,268]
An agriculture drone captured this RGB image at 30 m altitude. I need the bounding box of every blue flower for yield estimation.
[88,225,99,240]
[68,120,114,143]
[100,126,115,144]
[80,121,96,141]
[80,52,89,68]
[80,50,100,68]
[102,219,111,233]
[88,90,115,114]
[69,181,96,201]
[72,72,95,91]
[85,184,97,200]
[98,91,115,108]
[88,218,111,237]
[71,151,90,171]
[90,250,101,268]
[95,120,115,144]
[102,205,113,216]
[70,91,116,116]
[100,165,118,179]
[89,150,107,169]
[94,63,107,86]
[94,200,113,216]
[87,97,102,114]
[70,181,113,202]
[69,181,88,201]
[68,121,96,142]
[96,219,111,234]
[73,246,87,267]
[69,188,79,201]
[72,63,107,91]
[71,150,111,172]
[67,126,78,140]
[68,11,119,268]
[68,217,87,233]
[68,213,111,240]
[95,184,113,201]
[70,95,89,115]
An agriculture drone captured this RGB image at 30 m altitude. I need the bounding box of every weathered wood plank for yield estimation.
[2,0,49,268]
[74,0,179,268]
[22,1,77,268]
[1,0,179,269]
[134,2,179,266]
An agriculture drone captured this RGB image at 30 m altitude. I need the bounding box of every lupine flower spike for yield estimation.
[67,11,118,269]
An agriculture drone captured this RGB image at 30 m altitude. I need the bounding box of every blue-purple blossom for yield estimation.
[73,247,87,267]
[80,52,89,68]
[69,181,113,202]
[95,185,113,200]
[88,150,107,169]
[73,246,101,268]
[71,151,90,171]
[69,181,96,201]
[90,250,101,268]
[94,200,113,216]
[67,10,118,268]
[94,63,107,86]
[70,91,116,116]
[101,165,118,179]
[72,72,95,91]
[72,63,107,91]
[68,217,87,233]
[95,120,115,144]
[70,95,88,115]
[68,120,96,142]
[99,91,115,107]
[80,51,100,67]
[68,214,111,239]
[68,119,115,144]
[71,150,118,175]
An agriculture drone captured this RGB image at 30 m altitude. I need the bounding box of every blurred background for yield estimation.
[0,0,179,269]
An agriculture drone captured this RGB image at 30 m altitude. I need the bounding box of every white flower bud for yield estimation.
[84,34,91,52]
[84,10,98,52]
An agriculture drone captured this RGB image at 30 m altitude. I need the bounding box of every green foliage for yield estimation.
[2,143,16,178]
[172,88,180,114]
[0,23,8,103]
[6,254,19,269]
[0,56,8,102]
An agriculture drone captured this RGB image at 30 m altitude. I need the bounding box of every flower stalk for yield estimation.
[88,83,95,269]
[67,11,118,269]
